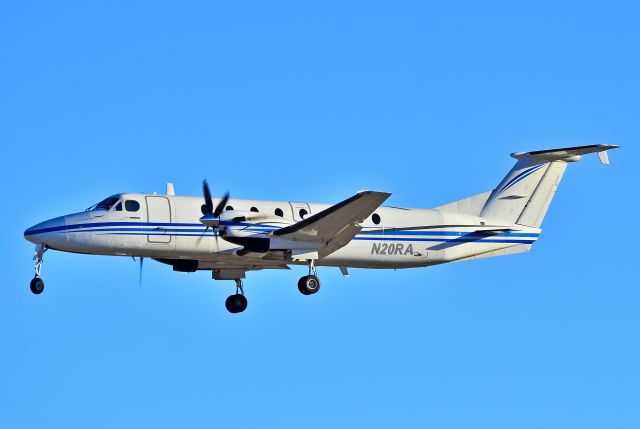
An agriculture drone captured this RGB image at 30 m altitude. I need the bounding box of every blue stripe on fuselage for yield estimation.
[94,231,536,244]
[25,221,539,238]
[360,230,539,238]
[353,237,536,244]
[25,220,539,245]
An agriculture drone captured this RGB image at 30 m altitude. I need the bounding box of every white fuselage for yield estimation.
[22,145,617,312]
[24,193,540,271]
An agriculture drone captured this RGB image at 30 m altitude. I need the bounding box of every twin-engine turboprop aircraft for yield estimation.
[24,144,619,313]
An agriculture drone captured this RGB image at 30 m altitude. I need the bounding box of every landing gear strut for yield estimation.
[298,259,321,295]
[225,279,248,313]
[30,244,46,295]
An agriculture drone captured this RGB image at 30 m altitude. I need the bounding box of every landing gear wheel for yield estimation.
[298,275,320,295]
[225,294,248,313]
[30,244,47,295]
[30,277,44,295]
[297,277,310,295]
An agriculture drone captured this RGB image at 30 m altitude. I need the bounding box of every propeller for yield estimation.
[132,256,144,286]
[138,256,144,287]
[199,180,230,243]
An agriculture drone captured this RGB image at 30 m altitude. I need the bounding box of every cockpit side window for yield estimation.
[125,200,140,212]
[114,202,123,211]
[94,196,120,211]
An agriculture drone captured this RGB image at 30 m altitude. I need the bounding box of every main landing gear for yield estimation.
[224,260,322,314]
[30,244,46,295]
[298,260,321,296]
[225,279,248,314]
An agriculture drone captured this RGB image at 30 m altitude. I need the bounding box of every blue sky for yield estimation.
[1,1,638,427]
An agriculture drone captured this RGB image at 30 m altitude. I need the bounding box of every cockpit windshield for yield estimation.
[85,195,121,211]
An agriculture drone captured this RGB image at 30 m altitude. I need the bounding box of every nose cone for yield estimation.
[24,216,67,245]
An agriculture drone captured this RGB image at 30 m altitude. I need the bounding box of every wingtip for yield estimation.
[357,190,392,197]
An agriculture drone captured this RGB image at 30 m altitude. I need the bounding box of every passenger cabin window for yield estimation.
[299,209,308,219]
[372,213,381,225]
[226,206,234,211]
[250,207,259,212]
[274,208,284,217]
[125,200,140,212]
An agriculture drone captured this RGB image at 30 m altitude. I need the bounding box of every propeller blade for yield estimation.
[213,191,230,218]
[138,257,144,287]
[195,226,221,248]
[202,180,214,214]
[199,180,229,248]
[196,226,210,244]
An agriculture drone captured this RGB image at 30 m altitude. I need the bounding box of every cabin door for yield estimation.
[146,196,172,244]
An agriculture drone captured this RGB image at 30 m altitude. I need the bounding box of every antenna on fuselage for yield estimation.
[166,182,175,196]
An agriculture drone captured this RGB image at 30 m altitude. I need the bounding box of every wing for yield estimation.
[271,191,390,258]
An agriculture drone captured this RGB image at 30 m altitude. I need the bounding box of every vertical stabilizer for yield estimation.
[480,144,619,226]
[516,161,567,227]
[480,158,549,223]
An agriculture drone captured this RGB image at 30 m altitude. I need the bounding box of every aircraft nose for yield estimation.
[24,216,67,245]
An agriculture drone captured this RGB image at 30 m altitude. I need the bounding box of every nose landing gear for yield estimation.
[30,244,47,295]
[225,279,248,313]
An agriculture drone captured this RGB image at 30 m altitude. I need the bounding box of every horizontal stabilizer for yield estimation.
[475,228,516,235]
[511,144,620,163]
[426,228,522,250]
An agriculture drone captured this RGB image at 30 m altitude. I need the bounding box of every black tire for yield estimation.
[298,276,310,295]
[225,294,248,313]
[298,275,320,295]
[30,277,44,295]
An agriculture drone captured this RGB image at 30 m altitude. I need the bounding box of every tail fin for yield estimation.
[480,144,619,227]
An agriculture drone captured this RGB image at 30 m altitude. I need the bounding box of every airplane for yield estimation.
[24,144,619,313]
